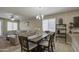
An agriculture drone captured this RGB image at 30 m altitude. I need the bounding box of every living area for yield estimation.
[0,7,79,52]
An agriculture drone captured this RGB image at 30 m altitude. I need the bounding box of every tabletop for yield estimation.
[28,32,51,43]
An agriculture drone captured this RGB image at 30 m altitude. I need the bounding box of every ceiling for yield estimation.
[0,7,79,20]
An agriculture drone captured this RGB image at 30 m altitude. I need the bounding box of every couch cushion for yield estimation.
[7,35,16,38]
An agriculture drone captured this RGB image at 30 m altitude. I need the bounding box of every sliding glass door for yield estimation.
[42,18,56,32]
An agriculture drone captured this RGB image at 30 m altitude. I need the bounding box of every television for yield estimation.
[73,16,79,28]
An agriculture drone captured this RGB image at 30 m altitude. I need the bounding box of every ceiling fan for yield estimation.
[10,15,15,21]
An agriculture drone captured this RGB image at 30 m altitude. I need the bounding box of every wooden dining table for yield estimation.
[28,32,50,44]
[28,32,51,51]
[19,32,54,51]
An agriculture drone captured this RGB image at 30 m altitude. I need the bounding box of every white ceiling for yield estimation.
[0,7,79,20]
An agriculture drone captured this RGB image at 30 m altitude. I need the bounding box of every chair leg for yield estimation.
[21,49,24,52]
[21,48,23,52]
[51,44,54,52]
[53,42,55,49]
[48,47,50,52]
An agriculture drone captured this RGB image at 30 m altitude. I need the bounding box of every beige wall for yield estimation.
[50,10,79,32]
[19,19,42,33]
[19,21,28,30]
[19,10,79,33]
[29,19,42,31]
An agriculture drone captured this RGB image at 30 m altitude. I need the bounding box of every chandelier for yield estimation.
[10,15,15,21]
[36,14,44,20]
[35,7,44,20]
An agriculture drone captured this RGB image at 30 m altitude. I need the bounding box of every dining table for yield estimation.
[28,32,51,51]
[28,33,50,52]
[19,32,54,51]
[28,32,50,44]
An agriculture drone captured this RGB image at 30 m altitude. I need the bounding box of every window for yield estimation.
[42,18,56,32]
[42,20,49,31]
[7,22,18,31]
[0,21,2,35]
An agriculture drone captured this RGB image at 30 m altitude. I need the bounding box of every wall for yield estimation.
[44,10,79,32]
[29,19,42,32]
[19,10,79,33]
[19,21,28,30]
[19,18,42,33]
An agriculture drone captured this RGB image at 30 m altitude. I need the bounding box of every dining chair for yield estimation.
[18,36,37,52]
[50,33,55,51]
[39,33,55,52]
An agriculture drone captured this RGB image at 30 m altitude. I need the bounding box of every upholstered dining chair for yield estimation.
[39,33,55,52]
[18,36,37,52]
[50,33,55,51]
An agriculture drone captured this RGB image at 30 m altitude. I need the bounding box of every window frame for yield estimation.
[7,21,18,31]
[42,18,56,32]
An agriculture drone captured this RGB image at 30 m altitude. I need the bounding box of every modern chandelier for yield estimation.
[10,15,15,21]
[35,7,44,20]
[36,14,44,20]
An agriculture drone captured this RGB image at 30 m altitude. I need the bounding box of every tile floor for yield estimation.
[0,37,74,52]
[54,38,74,52]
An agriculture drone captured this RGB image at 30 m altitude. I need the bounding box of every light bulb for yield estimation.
[41,15,44,18]
[36,16,39,19]
[11,18,15,21]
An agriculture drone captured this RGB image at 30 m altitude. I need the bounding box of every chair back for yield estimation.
[48,33,55,46]
[50,33,55,42]
[18,36,29,51]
